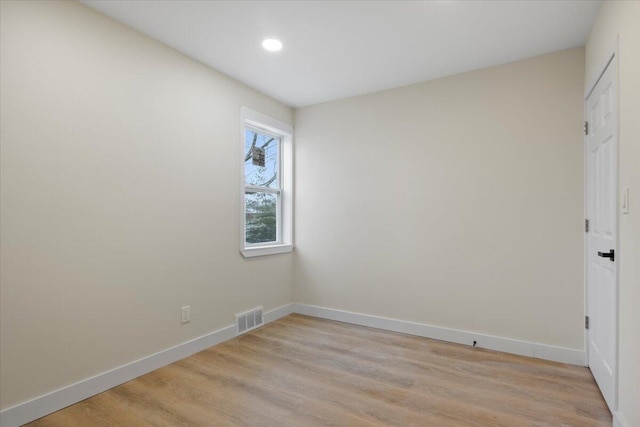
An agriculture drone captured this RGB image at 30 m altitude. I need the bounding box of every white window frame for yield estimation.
[240,107,293,257]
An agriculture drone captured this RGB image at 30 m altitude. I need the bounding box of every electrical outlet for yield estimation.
[181,306,191,323]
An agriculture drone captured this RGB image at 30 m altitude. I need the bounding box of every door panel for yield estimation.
[586,56,617,412]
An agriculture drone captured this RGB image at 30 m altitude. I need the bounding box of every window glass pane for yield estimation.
[244,129,279,188]
[245,191,277,244]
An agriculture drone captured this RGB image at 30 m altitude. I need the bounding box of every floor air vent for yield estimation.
[236,307,263,335]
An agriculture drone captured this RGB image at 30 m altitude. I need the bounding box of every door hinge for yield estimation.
[585,316,590,330]
[585,219,589,233]
[584,121,589,136]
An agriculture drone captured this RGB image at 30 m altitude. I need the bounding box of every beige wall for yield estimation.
[586,2,640,426]
[0,0,293,409]
[4,0,634,420]
[294,48,585,350]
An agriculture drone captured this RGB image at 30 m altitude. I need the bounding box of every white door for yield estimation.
[586,55,617,411]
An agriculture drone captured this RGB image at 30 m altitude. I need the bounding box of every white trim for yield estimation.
[263,303,295,323]
[0,301,589,427]
[292,303,586,366]
[241,243,293,258]
[613,411,628,427]
[244,185,281,194]
[0,304,294,427]
[583,99,589,367]
[240,107,293,258]
[613,39,621,416]
[241,108,293,136]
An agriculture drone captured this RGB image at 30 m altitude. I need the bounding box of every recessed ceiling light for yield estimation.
[262,38,283,52]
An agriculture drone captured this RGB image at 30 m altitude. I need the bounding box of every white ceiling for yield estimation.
[81,0,602,107]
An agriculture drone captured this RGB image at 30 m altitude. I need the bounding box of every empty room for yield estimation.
[1,0,639,426]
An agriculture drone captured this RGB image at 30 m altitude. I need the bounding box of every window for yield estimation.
[240,107,293,257]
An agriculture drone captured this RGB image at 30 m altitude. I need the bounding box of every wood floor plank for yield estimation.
[26,314,611,426]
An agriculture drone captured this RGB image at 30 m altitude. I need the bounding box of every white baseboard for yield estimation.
[613,411,628,427]
[0,302,587,427]
[263,302,295,323]
[0,304,294,427]
[292,303,586,366]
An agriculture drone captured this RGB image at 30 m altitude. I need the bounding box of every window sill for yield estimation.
[241,244,293,258]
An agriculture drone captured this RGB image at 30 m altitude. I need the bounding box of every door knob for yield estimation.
[597,249,615,262]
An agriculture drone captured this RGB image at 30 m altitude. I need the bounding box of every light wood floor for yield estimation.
[28,314,611,426]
